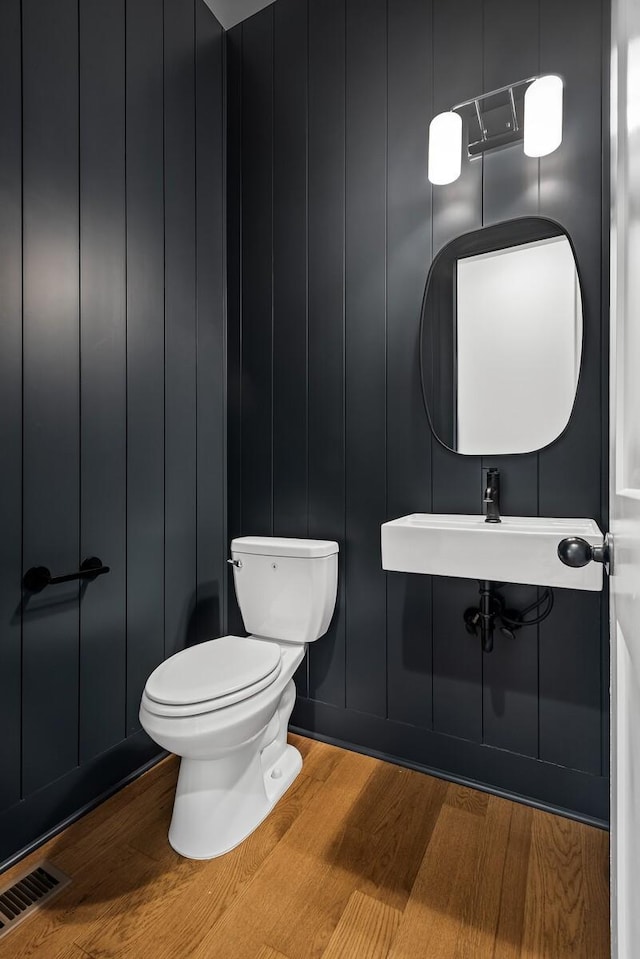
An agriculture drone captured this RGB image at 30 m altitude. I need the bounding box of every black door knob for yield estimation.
[557,537,594,568]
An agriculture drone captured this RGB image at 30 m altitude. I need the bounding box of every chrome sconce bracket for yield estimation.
[452,77,536,159]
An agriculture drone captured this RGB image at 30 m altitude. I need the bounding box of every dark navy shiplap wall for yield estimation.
[0,0,225,865]
[227,0,610,822]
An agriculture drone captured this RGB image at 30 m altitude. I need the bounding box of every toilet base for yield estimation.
[168,742,302,860]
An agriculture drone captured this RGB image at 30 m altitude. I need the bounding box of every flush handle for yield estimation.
[557,534,612,575]
[227,558,243,569]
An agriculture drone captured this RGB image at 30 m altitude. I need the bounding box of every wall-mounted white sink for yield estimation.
[381,514,605,591]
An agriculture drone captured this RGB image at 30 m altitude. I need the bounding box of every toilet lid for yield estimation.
[145,635,282,706]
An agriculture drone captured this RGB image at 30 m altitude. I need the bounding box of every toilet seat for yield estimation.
[143,635,282,717]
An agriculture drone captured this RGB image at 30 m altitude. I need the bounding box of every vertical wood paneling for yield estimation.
[241,9,274,536]
[344,0,388,716]
[79,0,127,762]
[0,0,22,811]
[540,590,602,774]
[195,0,226,642]
[272,0,309,696]
[22,0,80,795]
[480,0,540,758]
[273,0,308,538]
[234,0,607,814]
[164,0,197,657]
[226,24,244,636]
[0,0,225,861]
[307,0,347,706]
[430,0,484,741]
[386,0,434,728]
[482,1,540,224]
[126,0,166,731]
[432,576,485,740]
[537,0,604,774]
[538,0,603,520]
[430,0,483,517]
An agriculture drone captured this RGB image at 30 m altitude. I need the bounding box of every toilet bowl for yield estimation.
[139,536,338,859]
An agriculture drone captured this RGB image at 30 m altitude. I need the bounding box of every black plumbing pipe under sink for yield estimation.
[478,580,494,652]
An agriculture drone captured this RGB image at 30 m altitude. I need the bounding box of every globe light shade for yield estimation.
[524,75,563,157]
[428,111,463,185]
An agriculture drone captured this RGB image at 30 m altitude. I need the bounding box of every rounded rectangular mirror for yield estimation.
[419,217,583,455]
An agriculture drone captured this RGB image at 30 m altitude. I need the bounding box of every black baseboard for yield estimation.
[0,731,165,873]
[291,697,609,828]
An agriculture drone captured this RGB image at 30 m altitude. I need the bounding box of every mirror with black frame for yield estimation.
[419,217,583,456]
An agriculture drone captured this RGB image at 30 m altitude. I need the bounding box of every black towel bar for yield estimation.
[23,557,110,593]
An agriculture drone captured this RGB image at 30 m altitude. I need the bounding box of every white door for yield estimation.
[610,0,640,954]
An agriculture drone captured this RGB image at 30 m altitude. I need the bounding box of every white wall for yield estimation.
[456,236,581,455]
[203,0,277,30]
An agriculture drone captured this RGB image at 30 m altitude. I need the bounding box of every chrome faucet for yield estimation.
[484,468,501,524]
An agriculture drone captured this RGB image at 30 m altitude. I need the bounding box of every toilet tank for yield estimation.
[230,537,338,645]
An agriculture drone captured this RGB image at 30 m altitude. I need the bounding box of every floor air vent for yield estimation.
[0,861,71,940]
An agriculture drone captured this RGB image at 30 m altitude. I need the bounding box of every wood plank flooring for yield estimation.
[0,735,610,959]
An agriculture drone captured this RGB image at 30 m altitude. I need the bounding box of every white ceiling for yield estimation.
[203,0,277,30]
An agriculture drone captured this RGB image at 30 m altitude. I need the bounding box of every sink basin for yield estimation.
[381,514,605,591]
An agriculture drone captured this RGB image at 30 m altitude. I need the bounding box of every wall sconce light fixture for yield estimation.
[427,75,563,185]
[427,111,463,185]
[523,75,564,157]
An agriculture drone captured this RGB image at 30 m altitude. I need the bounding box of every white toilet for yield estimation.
[139,535,338,860]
